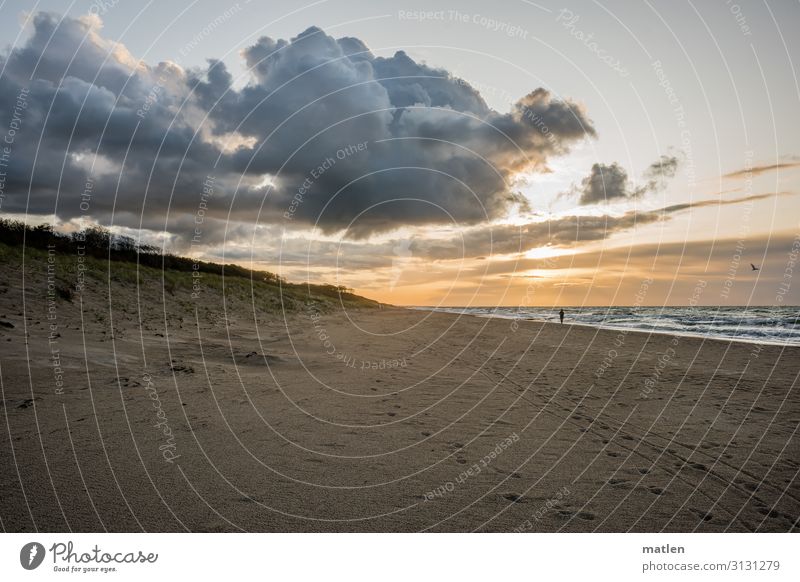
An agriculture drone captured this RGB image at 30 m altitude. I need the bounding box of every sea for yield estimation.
[409,305,800,347]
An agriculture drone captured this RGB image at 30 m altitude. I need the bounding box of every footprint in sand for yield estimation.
[14,397,40,409]
[691,509,713,522]
[608,478,631,489]
[502,493,528,503]
[756,507,782,519]
[558,509,595,521]
[648,486,665,496]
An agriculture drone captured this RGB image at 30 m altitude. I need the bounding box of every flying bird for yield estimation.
[750,263,760,271]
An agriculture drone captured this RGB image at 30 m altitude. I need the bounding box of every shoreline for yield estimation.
[405,306,800,348]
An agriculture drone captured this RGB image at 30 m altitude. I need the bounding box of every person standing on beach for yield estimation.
[559,309,565,324]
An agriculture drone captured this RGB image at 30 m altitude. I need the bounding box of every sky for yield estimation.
[0,0,798,306]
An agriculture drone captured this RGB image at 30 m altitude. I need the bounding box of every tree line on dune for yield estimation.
[0,218,356,297]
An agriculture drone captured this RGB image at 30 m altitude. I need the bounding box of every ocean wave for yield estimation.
[410,306,800,346]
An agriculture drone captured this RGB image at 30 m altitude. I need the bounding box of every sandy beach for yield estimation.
[1,249,798,533]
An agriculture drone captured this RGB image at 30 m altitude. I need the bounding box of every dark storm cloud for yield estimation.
[0,12,226,231]
[0,14,596,241]
[200,27,596,237]
[572,154,681,205]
